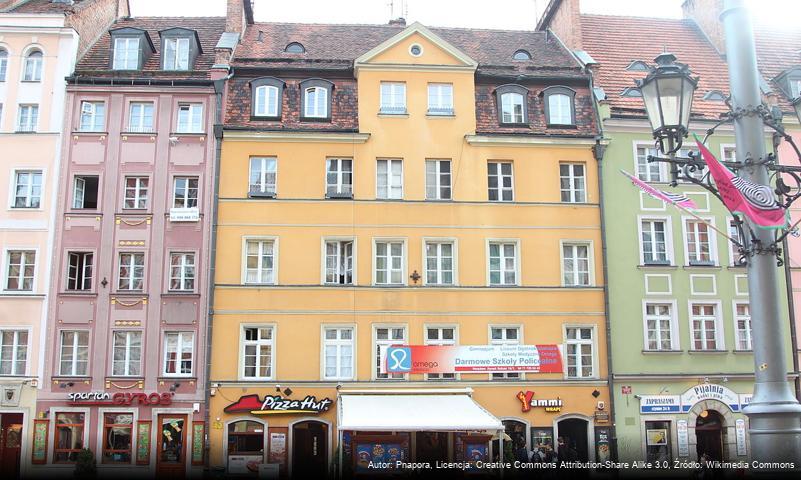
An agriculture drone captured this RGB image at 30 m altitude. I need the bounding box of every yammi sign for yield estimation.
[517,391,562,413]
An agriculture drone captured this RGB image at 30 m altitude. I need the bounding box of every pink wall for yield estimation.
[779,129,801,382]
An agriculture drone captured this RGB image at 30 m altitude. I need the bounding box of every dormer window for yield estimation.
[495,85,528,125]
[621,87,642,98]
[626,60,650,72]
[113,37,140,70]
[251,77,284,119]
[300,79,333,121]
[164,37,190,71]
[703,90,727,101]
[543,86,576,127]
[285,42,305,54]
[513,50,531,61]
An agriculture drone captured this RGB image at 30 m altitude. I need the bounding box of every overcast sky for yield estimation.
[129,0,800,30]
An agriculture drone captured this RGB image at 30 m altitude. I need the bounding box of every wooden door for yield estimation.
[0,414,23,479]
[292,422,327,478]
[156,414,187,478]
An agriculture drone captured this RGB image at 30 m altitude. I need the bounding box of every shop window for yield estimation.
[530,427,555,462]
[54,412,85,463]
[227,421,265,466]
[645,420,672,463]
[72,176,99,209]
[102,413,133,463]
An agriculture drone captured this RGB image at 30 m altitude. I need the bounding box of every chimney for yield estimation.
[226,0,254,35]
[536,0,582,50]
[388,18,406,27]
[216,0,254,74]
[682,0,726,55]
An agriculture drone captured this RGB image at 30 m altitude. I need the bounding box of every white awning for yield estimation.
[337,391,503,432]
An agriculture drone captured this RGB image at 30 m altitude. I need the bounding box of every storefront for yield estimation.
[0,382,36,479]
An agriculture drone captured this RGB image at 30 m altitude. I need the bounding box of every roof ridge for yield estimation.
[580,13,686,22]
[249,21,540,34]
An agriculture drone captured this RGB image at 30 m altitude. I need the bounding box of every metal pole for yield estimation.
[720,0,801,464]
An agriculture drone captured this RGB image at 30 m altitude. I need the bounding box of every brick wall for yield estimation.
[682,0,726,54]
[226,0,245,33]
[67,0,128,59]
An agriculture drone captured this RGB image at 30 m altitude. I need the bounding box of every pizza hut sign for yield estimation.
[224,394,332,415]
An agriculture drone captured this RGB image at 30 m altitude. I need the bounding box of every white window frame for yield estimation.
[487,161,514,202]
[162,331,194,377]
[66,251,94,292]
[304,87,328,118]
[113,37,140,70]
[486,239,520,286]
[58,330,90,377]
[17,104,38,132]
[168,252,195,292]
[637,215,674,266]
[240,324,276,380]
[325,157,352,197]
[321,237,356,285]
[633,142,666,183]
[117,252,145,292]
[376,159,403,200]
[379,82,407,114]
[559,162,586,203]
[563,325,597,379]
[547,93,573,125]
[423,238,457,286]
[372,238,406,286]
[489,325,523,380]
[0,328,30,376]
[425,159,452,201]
[79,101,105,132]
[128,102,154,133]
[242,237,278,285]
[123,176,149,210]
[163,37,190,71]
[254,85,280,117]
[372,324,408,381]
[682,216,718,266]
[172,176,199,209]
[176,103,203,133]
[249,157,277,196]
[641,300,680,351]
[3,248,37,292]
[427,83,454,115]
[424,324,458,380]
[321,325,356,381]
[560,240,594,287]
[111,330,142,377]
[0,48,7,82]
[10,168,43,209]
[726,215,744,267]
[732,301,752,351]
[22,49,42,82]
[500,92,525,123]
[688,301,725,351]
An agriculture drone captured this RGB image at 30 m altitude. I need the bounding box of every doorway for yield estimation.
[0,413,23,479]
[292,421,328,478]
[557,418,589,461]
[156,414,187,478]
[695,410,724,461]
[415,432,448,463]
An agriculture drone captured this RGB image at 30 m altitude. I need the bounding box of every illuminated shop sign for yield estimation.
[381,345,563,374]
[68,392,172,406]
[224,394,332,415]
[516,391,562,412]
[639,384,746,414]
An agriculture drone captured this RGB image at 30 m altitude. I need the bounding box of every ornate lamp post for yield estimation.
[794,97,801,125]
[638,0,801,464]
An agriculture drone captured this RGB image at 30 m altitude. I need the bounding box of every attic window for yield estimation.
[513,50,532,61]
[621,87,642,98]
[703,90,727,101]
[626,60,650,72]
[285,42,305,54]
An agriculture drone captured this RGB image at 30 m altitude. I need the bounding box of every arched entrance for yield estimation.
[291,420,329,478]
[695,410,724,461]
[556,418,590,461]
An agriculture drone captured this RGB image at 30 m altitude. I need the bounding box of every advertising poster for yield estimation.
[677,420,689,457]
[268,431,287,465]
[228,455,264,475]
[735,419,747,456]
[646,429,668,446]
[381,344,563,374]
[594,427,611,462]
[31,419,48,464]
[136,420,152,465]
[354,443,404,472]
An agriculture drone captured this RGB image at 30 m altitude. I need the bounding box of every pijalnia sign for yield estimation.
[224,394,333,415]
[380,344,563,374]
[68,392,172,406]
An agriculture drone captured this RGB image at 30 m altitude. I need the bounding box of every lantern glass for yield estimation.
[794,98,801,126]
[640,78,663,133]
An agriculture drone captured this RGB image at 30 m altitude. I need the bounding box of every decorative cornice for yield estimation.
[465,134,601,147]
[223,130,371,144]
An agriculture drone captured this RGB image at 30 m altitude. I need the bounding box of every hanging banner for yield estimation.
[224,394,333,415]
[381,344,563,374]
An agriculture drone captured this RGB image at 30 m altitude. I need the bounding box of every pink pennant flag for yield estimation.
[620,170,697,210]
[695,139,787,229]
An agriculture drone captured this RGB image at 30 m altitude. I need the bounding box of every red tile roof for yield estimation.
[753,23,801,114]
[580,14,731,120]
[75,16,226,80]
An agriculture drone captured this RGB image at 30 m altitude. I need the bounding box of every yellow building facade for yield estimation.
[209,23,609,477]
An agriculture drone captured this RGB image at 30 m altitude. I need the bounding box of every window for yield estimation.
[500,92,525,123]
[17,104,38,132]
[641,219,670,265]
[245,239,275,284]
[102,413,133,464]
[242,326,273,379]
[173,177,199,209]
[304,87,328,118]
[12,170,42,208]
[0,49,7,81]
[0,330,28,375]
[380,82,406,114]
[626,60,650,72]
[488,162,513,201]
[644,303,676,351]
[254,85,279,117]
[425,241,454,285]
[79,101,105,132]
[685,219,715,265]
[544,88,576,126]
[23,50,42,82]
[323,327,354,380]
[636,146,664,182]
[565,327,594,378]
[326,158,352,197]
[113,37,139,70]
[559,163,586,203]
[691,304,721,350]
[562,243,591,286]
[5,250,35,291]
[513,50,531,61]
[123,176,148,209]
[72,176,99,209]
[377,159,403,199]
[425,160,451,200]
[791,79,801,99]
[249,157,277,197]
[176,103,203,133]
[645,420,672,463]
[169,253,195,291]
[117,253,144,291]
[324,240,353,285]
[163,332,194,376]
[374,240,404,285]
[735,303,752,351]
[375,326,406,380]
[163,37,190,71]
[491,327,521,380]
[428,83,453,115]
[285,42,305,53]
[228,421,265,458]
[488,242,517,286]
[111,331,142,376]
[426,327,455,380]
[54,412,85,463]
[728,217,745,267]
[59,331,89,376]
[67,252,93,291]
[128,102,154,132]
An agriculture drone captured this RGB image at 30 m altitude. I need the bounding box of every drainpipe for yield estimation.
[203,70,233,473]
[782,237,801,400]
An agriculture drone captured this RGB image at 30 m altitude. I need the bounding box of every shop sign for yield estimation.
[516,391,562,412]
[676,420,689,457]
[381,344,563,374]
[739,394,752,407]
[680,384,739,412]
[639,395,681,414]
[224,394,332,415]
[68,391,172,406]
[735,419,747,456]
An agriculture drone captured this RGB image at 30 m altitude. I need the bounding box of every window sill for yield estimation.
[684,265,722,271]
[162,292,200,298]
[299,117,331,123]
[157,376,197,382]
[637,264,678,270]
[378,112,409,118]
[72,131,108,135]
[66,210,102,215]
[60,291,98,297]
[52,376,92,382]
[13,130,39,134]
[105,376,145,381]
[322,283,355,287]
[373,284,407,288]
[170,132,206,137]
[0,291,41,297]
[546,123,577,129]
[498,122,530,128]
[427,112,455,118]
[687,349,728,354]
[249,192,276,199]
[732,349,753,354]
[249,115,281,121]
[325,194,353,200]
[122,130,157,136]
[112,291,148,297]
[641,349,684,354]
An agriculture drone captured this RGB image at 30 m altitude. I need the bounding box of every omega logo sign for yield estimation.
[68,392,173,406]
[517,391,563,413]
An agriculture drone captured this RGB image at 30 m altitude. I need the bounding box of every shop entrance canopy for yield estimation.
[338,391,503,432]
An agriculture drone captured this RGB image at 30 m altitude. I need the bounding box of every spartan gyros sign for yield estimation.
[224,394,333,415]
[380,345,563,374]
[68,392,172,406]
